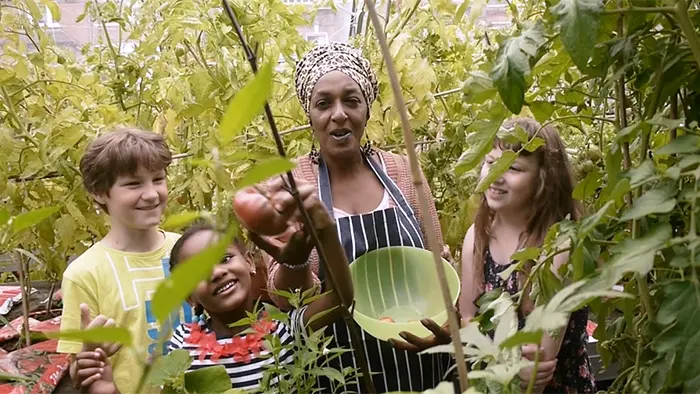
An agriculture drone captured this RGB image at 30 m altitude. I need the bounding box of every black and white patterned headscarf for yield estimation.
[294,42,378,117]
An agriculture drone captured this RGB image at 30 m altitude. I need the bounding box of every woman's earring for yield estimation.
[309,139,320,165]
[362,140,374,158]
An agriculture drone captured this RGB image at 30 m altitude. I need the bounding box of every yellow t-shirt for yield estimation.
[57,231,190,394]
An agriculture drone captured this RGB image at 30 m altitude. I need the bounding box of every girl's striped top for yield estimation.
[166,306,307,392]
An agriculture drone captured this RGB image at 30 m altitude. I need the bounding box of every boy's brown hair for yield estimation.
[80,127,172,204]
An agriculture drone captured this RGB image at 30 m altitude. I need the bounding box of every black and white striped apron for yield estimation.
[315,154,453,393]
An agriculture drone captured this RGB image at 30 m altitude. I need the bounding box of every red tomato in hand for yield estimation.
[233,187,288,236]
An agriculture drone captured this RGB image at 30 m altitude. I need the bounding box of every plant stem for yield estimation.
[387,0,420,47]
[670,93,679,140]
[222,3,376,392]
[1,87,39,149]
[675,0,700,70]
[525,346,540,394]
[15,252,31,347]
[363,1,469,390]
[602,6,675,15]
[96,5,126,111]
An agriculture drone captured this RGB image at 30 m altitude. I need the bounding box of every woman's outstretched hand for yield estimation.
[245,177,332,268]
[387,306,462,352]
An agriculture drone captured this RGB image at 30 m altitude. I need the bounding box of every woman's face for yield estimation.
[309,71,368,160]
[177,230,254,314]
[480,147,540,214]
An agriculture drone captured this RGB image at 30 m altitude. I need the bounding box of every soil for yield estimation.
[0,286,75,393]
[4,287,57,322]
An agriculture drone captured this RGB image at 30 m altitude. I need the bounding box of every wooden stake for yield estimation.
[15,252,31,347]
[363,0,470,391]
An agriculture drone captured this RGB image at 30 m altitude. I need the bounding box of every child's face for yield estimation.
[93,166,168,230]
[178,230,254,314]
[481,147,539,214]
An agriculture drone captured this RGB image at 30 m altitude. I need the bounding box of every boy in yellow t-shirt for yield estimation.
[57,128,190,394]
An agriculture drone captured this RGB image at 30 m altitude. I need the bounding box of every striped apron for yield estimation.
[315,155,453,393]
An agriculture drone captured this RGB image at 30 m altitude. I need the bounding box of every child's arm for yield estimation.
[459,225,479,322]
[518,250,570,393]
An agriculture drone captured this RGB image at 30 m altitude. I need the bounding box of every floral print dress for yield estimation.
[483,248,597,394]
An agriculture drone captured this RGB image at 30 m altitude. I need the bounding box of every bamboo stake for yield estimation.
[15,252,31,347]
[363,0,470,391]
[221,2,376,392]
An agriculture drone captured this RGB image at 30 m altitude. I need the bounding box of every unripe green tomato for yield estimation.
[581,159,595,173]
[588,145,603,162]
[175,47,185,57]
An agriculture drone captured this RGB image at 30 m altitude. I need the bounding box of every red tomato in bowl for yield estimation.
[233,187,288,236]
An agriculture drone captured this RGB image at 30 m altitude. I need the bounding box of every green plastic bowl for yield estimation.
[349,246,461,342]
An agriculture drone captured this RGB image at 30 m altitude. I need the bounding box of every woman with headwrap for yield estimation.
[253,42,455,393]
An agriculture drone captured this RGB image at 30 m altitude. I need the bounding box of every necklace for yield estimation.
[184,311,278,363]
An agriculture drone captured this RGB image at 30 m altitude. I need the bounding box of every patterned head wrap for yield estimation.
[294,42,378,117]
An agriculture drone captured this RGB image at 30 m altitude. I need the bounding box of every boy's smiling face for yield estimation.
[93,166,168,231]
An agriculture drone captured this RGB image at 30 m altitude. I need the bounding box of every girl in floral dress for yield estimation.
[459,118,596,393]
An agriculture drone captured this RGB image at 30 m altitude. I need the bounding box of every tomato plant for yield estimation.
[3,0,700,393]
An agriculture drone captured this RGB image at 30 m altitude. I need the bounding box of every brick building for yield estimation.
[41,0,508,55]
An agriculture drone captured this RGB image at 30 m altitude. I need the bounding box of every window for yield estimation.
[305,31,329,46]
[39,5,60,28]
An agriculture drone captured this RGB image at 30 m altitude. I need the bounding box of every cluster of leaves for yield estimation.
[137,290,356,394]
[5,0,700,393]
[446,0,700,393]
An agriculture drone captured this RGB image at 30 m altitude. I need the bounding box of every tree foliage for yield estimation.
[3,0,700,392]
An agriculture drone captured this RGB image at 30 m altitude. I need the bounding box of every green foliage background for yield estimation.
[3,0,700,392]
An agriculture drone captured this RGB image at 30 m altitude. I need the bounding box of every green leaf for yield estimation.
[306,306,337,329]
[0,207,9,228]
[0,372,32,382]
[551,0,602,71]
[454,114,505,176]
[184,365,231,394]
[236,157,296,189]
[25,0,42,19]
[144,350,192,388]
[475,151,517,192]
[497,123,529,144]
[46,327,132,346]
[620,185,677,221]
[219,62,273,142]
[490,25,546,114]
[523,136,545,152]
[11,206,61,235]
[655,135,700,155]
[161,211,203,231]
[316,367,345,384]
[39,0,60,21]
[454,0,469,22]
[511,247,541,261]
[682,330,700,382]
[151,226,236,322]
[607,223,672,279]
[529,101,556,123]
[573,170,602,201]
[625,160,657,188]
[499,330,544,349]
